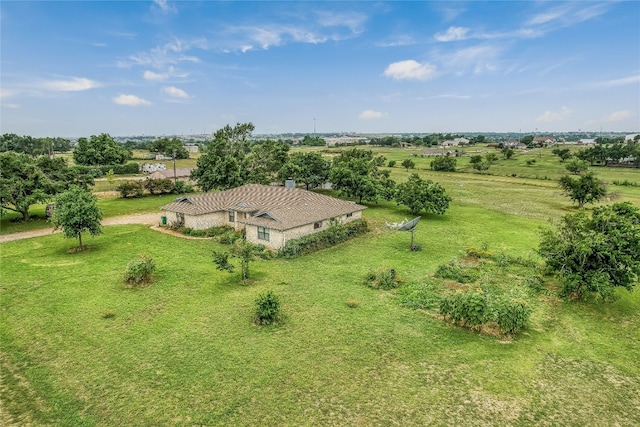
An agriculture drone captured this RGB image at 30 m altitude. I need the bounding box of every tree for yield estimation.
[538,202,640,301]
[387,160,396,168]
[401,158,416,170]
[249,139,290,183]
[0,152,91,221]
[300,135,326,146]
[469,155,489,172]
[191,123,256,191]
[278,152,329,190]
[430,156,456,172]
[51,186,103,251]
[565,159,589,175]
[559,172,607,208]
[395,173,451,215]
[520,135,534,147]
[213,239,258,284]
[552,148,572,162]
[329,149,395,203]
[149,137,189,159]
[73,133,131,165]
[501,147,515,159]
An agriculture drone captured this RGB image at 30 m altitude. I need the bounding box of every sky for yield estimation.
[1,1,639,137]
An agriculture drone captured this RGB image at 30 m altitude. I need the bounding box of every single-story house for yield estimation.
[159,184,367,250]
[149,168,193,182]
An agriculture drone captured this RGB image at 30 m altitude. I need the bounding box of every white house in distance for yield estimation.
[159,184,367,250]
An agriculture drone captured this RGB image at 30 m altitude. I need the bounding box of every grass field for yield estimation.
[1,146,639,425]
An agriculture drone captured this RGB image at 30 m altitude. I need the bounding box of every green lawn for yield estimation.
[2,192,639,425]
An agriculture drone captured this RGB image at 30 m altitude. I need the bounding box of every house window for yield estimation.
[228,210,235,222]
[257,226,270,241]
[346,213,353,218]
[314,221,322,229]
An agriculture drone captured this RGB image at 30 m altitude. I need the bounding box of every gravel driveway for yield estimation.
[0,213,161,243]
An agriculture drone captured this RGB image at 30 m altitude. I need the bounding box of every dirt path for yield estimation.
[0,213,161,243]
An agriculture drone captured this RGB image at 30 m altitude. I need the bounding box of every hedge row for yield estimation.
[72,162,140,177]
[278,219,368,258]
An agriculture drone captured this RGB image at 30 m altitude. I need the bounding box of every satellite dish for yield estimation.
[397,217,420,231]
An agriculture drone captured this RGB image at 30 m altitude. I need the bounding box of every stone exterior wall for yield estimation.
[245,210,364,250]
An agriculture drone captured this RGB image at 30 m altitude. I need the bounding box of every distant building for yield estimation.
[141,163,167,173]
[625,134,639,142]
[184,144,199,153]
[148,168,193,182]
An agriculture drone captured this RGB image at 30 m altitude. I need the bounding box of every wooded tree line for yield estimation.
[191,123,451,215]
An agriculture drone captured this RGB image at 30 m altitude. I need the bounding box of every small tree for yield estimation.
[395,173,451,215]
[559,172,607,208]
[401,158,415,170]
[124,254,156,286]
[51,186,102,251]
[213,239,258,284]
[254,290,281,325]
[501,147,515,159]
[538,202,640,301]
[430,156,456,172]
[552,148,572,162]
[470,155,489,172]
[387,160,397,168]
[565,159,589,175]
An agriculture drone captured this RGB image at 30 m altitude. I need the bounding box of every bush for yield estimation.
[217,229,242,245]
[346,299,360,308]
[363,268,402,290]
[254,290,281,325]
[434,260,479,283]
[144,178,174,195]
[465,247,493,259]
[278,219,368,258]
[439,287,532,335]
[124,254,156,286]
[430,156,457,172]
[116,180,144,198]
[173,180,194,194]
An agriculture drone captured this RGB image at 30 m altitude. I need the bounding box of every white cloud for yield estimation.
[113,94,151,106]
[358,110,389,120]
[536,106,572,122]
[604,110,633,122]
[163,86,189,98]
[439,44,503,75]
[152,0,176,15]
[144,70,168,81]
[42,77,100,92]
[376,35,415,47]
[594,75,640,88]
[384,60,437,81]
[434,26,469,42]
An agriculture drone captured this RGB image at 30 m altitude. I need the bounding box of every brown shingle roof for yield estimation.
[152,168,193,178]
[159,184,367,231]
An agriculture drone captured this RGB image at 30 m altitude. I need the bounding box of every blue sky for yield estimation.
[1,1,639,137]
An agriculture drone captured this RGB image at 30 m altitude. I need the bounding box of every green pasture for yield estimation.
[1,190,639,425]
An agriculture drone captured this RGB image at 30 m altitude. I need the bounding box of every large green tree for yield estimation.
[0,153,91,220]
[559,172,607,208]
[191,123,256,191]
[329,149,395,203]
[249,139,290,183]
[51,186,103,251]
[149,137,189,159]
[538,202,640,301]
[277,152,329,190]
[395,173,451,215]
[73,133,131,166]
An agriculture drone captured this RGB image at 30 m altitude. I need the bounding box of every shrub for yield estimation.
[217,229,242,245]
[430,156,457,172]
[439,287,532,335]
[465,247,493,259]
[124,254,156,286]
[144,178,174,195]
[346,299,360,308]
[363,268,402,290]
[434,260,479,283]
[387,160,396,168]
[116,180,144,198]
[173,180,194,194]
[278,219,368,258]
[254,290,281,325]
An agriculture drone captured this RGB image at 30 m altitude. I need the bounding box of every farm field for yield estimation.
[1,146,639,426]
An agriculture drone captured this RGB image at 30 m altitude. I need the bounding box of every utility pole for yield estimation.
[172,149,177,184]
